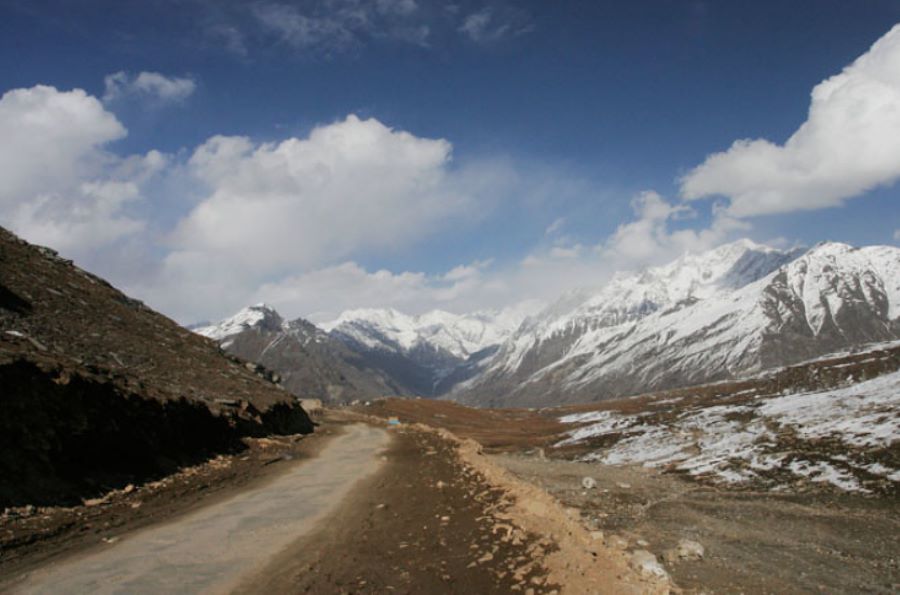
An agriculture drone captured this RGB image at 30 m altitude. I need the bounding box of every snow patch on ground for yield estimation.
[557,370,900,493]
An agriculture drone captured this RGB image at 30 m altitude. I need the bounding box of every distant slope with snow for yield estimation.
[323,302,541,396]
[554,352,900,494]
[195,305,404,402]
[455,240,900,407]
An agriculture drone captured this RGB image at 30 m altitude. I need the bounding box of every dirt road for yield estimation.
[6,424,389,594]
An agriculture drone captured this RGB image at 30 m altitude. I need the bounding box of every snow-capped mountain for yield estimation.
[455,240,900,407]
[322,302,542,396]
[195,303,288,343]
[195,304,404,402]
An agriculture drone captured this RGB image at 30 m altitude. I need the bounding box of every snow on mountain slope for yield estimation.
[457,240,900,407]
[195,304,286,343]
[322,301,541,360]
[194,305,402,402]
[318,302,543,397]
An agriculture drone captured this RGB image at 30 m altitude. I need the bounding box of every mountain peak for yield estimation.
[195,304,285,341]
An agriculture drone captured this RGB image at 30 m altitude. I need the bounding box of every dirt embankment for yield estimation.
[361,372,900,595]
[244,420,560,594]
[256,411,668,595]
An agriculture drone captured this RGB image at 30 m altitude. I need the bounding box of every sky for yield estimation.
[1,0,899,324]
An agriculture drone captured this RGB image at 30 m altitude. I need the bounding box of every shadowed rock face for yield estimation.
[0,359,245,507]
[0,226,313,507]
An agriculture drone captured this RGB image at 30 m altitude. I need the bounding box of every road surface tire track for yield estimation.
[242,423,560,594]
[6,424,389,594]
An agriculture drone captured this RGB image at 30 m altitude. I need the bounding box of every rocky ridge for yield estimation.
[455,239,900,406]
[195,304,404,402]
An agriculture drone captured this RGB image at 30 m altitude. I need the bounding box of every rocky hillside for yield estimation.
[0,227,313,508]
[195,305,404,402]
[455,240,900,407]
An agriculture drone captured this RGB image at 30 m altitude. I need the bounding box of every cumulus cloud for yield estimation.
[603,191,745,265]
[0,85,161,255]
[175,115,464,270]
[681,24,900,217]
[129,115,507,321]
[103,71,196,104]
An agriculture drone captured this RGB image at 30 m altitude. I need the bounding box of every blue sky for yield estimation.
[1,0,899,322]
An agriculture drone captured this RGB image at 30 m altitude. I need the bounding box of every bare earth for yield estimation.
[3,399,896,594]
[1,412,664,594]
[363,397,900,594]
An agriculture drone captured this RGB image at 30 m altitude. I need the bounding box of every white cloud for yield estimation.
[681,24,900,217]
[0,85,161,255]
[458,6,532,43]
[544,216,565,236]
[894,229,900,241]
[175,115,463,270]
[253,261,490,322]
[103,71,196,104]
[132,115,505,321]
[603,191,745,265]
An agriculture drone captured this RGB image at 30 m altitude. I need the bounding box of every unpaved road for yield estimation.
[6,424,389,594]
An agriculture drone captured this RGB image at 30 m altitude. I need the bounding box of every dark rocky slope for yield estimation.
[0,227,313,507]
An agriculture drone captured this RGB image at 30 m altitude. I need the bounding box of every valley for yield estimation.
[3,9,900,594]
[1,227,898,594]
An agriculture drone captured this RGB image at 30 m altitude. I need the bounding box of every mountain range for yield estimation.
[194,239,900,406]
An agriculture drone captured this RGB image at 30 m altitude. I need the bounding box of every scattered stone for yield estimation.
[616,482,631,489]
[589,530,605,541]
[606,535,629,550]
[581,476,597,489]
[629,550,668,580]
[663,539,705,564]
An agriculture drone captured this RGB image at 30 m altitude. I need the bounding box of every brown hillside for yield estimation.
[0,227,313,507]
